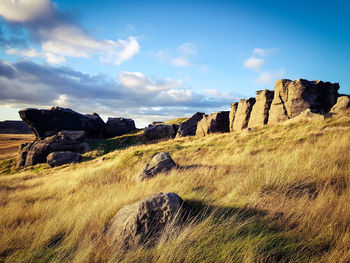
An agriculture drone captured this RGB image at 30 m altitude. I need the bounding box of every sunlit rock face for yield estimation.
[268,79,339,124]
[196,111,230,136]
[248,90,274,128]
[231,98,256,132]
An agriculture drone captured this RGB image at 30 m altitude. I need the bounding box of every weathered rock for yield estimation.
[58,130,86,141]
[248,90,274,128]
[19,107,106,139]
[106,192,187,249]
[138,152,177,180]
[176,112,205,138]
[229,102,238,133]
[105,118,136,138]
[196,111,230,136]
[16,132,89,168]
[268,79,339,124]
[47,151,81,167]
[144,124,179,141]
[231,98,256,131]
[284,109,324,124]
[330,96,350,114]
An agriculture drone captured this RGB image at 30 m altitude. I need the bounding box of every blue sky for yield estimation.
[0,0,349,127]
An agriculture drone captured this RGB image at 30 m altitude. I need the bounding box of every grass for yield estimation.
[0,111,349,262]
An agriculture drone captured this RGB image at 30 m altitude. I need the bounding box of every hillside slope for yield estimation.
[0,112,349,262]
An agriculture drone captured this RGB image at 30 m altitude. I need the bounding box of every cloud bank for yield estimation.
[0,59,236,127]
[0,0,140,64]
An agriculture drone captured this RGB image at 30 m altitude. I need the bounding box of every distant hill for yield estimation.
[0,120,32,134]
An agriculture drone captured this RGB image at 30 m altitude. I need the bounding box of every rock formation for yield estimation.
[46,151,81,167]
[176,112,205,138]
[284,109,324,124]
[19,107,106,139]
[137,152,177,180]
[229,102,238,132]
[268,79,339,124]
[330,96,350,114]
[248,90,274,128]
[144,124,179,140]
[231,98,256,131]
[106,192,187,249]
[16,130,89,168]
[104,117,136,139]
[196,111,230,136]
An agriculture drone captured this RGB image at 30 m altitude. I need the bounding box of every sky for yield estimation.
[0,0,349,127]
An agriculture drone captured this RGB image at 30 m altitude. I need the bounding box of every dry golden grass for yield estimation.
[0,112,349,262]
[0,134,35,160]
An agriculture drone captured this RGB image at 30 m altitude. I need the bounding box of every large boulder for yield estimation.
[46,151,81,167]
[19,107,106,139]
[16,131,89,168]
[231,98,256,131]
[196,111,230,136]
[106,192,187,249]
[229,102,238,132]
[137,152,177,181]
[144,124,179,141]
[268,79,339,124]
[105,117,136,138]
[248,90,274,128]
[329,96,350,114]
[176,112,205,138]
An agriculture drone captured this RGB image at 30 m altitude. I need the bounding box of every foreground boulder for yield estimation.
[330,96,350,114]
[137,152,177,180]
[196,111,230,136]
[47,151,81,167]
[176,112,204,138]
[19,107,106,139]
[144,124,179,141]
[229,102,238,132]
[268,79,339,124]
[284,109,324,124]
[248,90,274,128]
[16,130,89,168]
[106,192,187,249]
[231,98,256,131]
[105,118,136,138]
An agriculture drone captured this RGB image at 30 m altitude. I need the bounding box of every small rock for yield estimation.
[47,151,81,167]
[106,192,187,249]
[138,152,177,180]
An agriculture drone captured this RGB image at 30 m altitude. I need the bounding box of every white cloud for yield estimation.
[243,56,264,71]
[178,43,197,56]
[254,68,286,85]
[253,48,276,57]
[118,71,183,93]
[0,0,52,22]
[0,0,140,65]
[171,56,190,67]
[151,42,199,68]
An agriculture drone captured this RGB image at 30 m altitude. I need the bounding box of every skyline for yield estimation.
[0,0,349,127]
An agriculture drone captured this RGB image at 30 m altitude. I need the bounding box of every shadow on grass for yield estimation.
[182,199,331,262]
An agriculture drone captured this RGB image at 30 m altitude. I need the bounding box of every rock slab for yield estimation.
[229,102,238,132]
[330,96,350,114]
[248,90,274,128]
[47,151,81,167]
[196,111,230,136]
[144,124,179,141]
[268,79,339,124]
[138,152,177,180]
[231,98,256,131]
[106,192,186,249]
[19,107,106,139]
[105,118,136,139]
[176,112,205,138]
